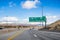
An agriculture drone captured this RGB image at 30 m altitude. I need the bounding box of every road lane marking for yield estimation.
[33,34,37,37]
[8,30,24,40]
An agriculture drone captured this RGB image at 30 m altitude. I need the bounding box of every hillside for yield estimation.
[48,20,60,31]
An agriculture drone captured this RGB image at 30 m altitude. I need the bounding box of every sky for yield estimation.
[0,0,60,24]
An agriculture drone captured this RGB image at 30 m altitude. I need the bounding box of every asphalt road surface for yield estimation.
[13,29,60,40]
[0,30,17,40]
[0,29,60,40]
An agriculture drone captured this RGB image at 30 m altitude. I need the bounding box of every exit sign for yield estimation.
[29,16,46,22]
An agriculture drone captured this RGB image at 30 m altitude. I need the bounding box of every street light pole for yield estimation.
[41,4,43,27]
[41,4,46,28]
[6,16,8,28]
[42,5,43,17]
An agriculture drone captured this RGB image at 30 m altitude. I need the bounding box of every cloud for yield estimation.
[0,16,18,23]
[18,15,59,25]
[0,22,14,24]
[0,16,59,25]
[9,1,16,7]
[18,18,41,25]
[18,18,29,23]
[46,16,59,24]
[45,13,60,24]
[46,16,57,19]
[21,0,40,9]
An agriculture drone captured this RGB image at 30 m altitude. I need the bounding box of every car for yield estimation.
[0,27,3,30]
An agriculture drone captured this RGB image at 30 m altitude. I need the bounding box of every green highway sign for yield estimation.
[29,16,46,22]
[42,16,46,22]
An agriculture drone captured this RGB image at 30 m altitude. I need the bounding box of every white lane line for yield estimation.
[33,34,37,37]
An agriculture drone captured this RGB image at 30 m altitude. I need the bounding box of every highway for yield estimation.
[13,29,60,40]
[0,30,17,40]
[0,29,60,40]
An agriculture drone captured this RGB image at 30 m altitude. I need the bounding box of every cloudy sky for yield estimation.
[0,0,60,24]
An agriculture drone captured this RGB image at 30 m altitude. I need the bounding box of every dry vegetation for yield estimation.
[48,20,60,31]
